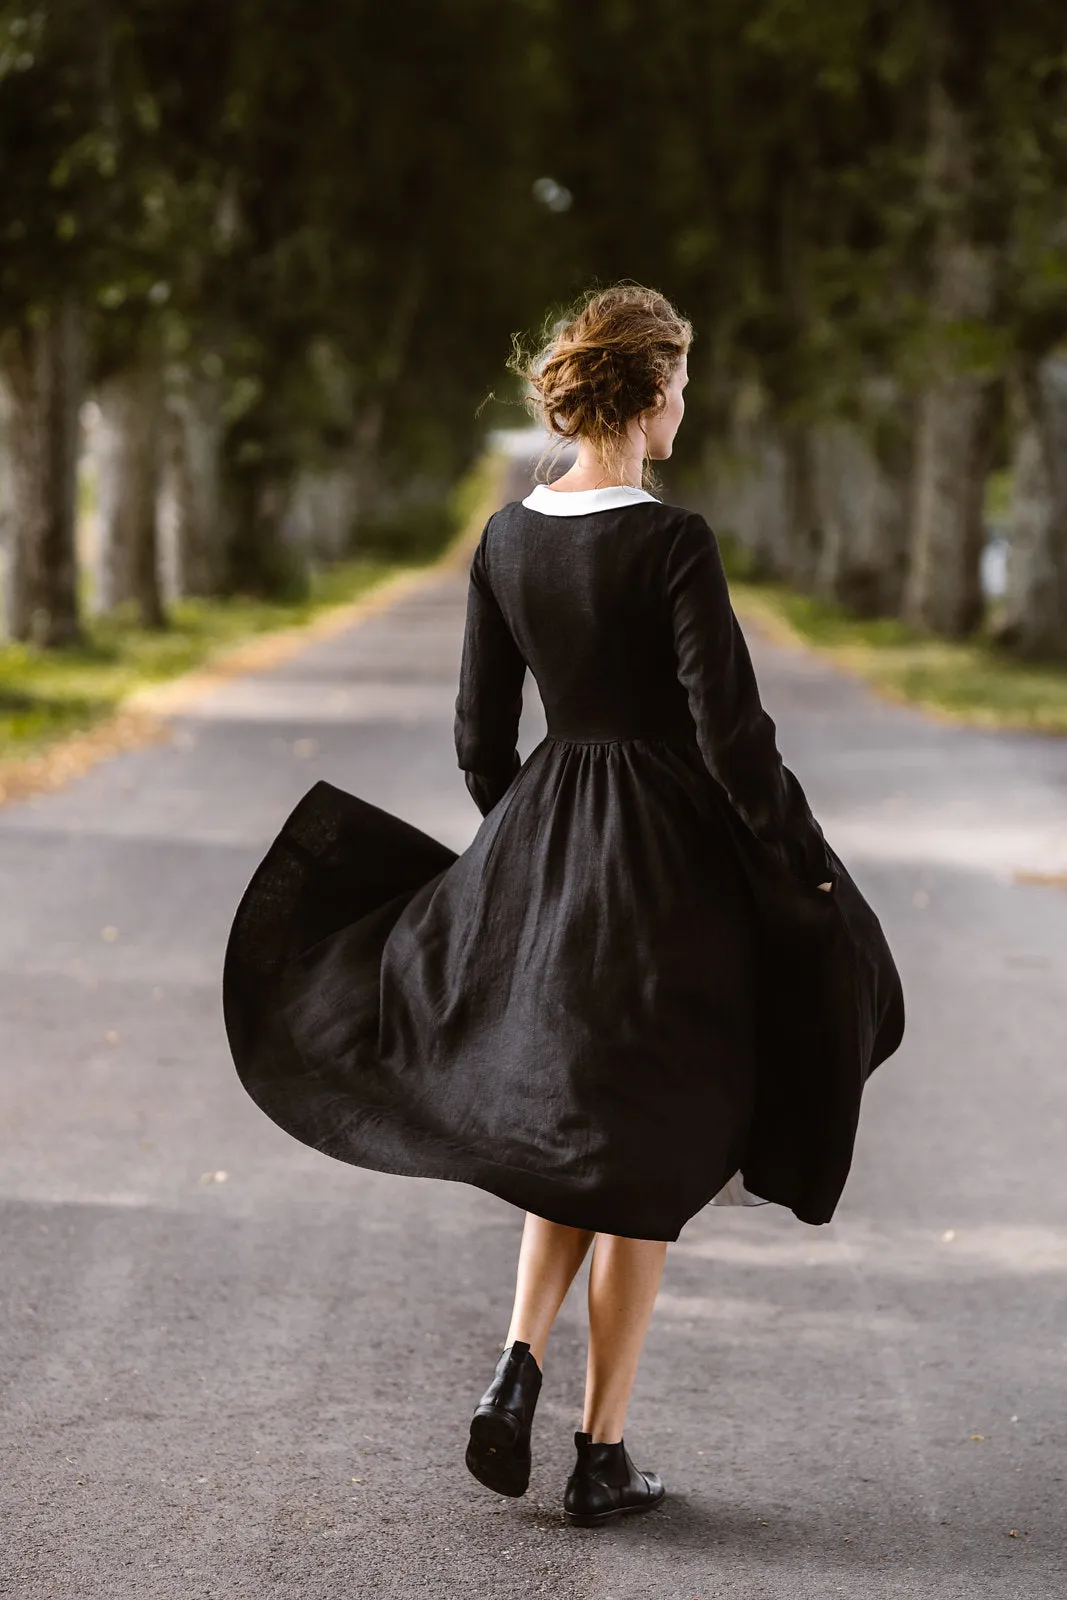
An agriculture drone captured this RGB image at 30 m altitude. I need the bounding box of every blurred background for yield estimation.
[2,0,1067,760]
[3,9,1067,1596]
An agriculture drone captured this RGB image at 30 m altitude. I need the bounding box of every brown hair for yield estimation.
[509,282,692,490]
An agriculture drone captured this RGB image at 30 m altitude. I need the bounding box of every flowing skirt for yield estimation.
[223,734,770,1241]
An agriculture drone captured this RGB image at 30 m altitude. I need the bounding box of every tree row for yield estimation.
[3,1,1066,660]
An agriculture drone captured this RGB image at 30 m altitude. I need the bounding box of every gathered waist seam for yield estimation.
[545,732,695,747]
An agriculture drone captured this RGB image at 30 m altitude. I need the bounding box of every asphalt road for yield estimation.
[2,491,1066,1599]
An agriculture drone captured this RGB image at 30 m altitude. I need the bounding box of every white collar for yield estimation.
[521,482,658,516]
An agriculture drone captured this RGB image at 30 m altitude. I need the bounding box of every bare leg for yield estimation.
[504,1212,595,1367]
[582,1233,668,1443]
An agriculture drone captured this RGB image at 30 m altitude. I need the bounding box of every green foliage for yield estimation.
[8,0,1061,485]
[5,0,1067,654]
[353,452,508,561]
[353,505,459,564]
[5,0,1066,445]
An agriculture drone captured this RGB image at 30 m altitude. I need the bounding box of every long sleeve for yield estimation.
[667,511,834,889]
[454,522,526,817]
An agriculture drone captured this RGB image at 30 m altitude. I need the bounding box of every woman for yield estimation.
[223,284,905,1528]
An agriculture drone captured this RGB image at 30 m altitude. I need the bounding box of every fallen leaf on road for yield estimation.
[199,1170,229,1184]
[941,1229,956,1242]
[1013,871,1067,891]
[101,926,119,942]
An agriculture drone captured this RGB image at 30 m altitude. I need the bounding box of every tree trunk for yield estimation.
[781,423,822,592]
[0,299,85,646]
[221,451,308,601]
[159,367,224,600]
[286,464,359,564]
[902,75,996,637]
[94,357,166,626]
[813,397,913,617]
[701,390,792,581]
[350,400,386,534]
[996,357,1067,661]
[904,366,995,636]
[0,385,12,636]
[347,256,427,537]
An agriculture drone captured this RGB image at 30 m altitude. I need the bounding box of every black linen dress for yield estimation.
[223,483,905,1242]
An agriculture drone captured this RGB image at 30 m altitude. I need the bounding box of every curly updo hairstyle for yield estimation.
[510,282,692,491]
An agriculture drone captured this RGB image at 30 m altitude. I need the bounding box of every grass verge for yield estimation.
[0,451,505,802]
[728,574,1067,737]
[0,561,401,758]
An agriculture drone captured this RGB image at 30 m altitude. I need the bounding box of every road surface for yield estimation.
[3,483,1066,1599]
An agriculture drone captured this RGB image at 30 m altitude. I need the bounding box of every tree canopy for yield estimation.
[1,0,1066,653]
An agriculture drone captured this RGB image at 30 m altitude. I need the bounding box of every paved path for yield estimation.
[2,507,1066,1599]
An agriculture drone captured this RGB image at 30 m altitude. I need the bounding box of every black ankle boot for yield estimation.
[465,1340,543,1497]
[563,1430,666,1526]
